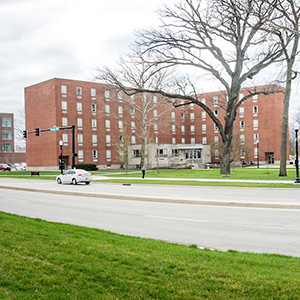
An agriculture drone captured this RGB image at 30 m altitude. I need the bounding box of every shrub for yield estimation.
[75,164,98,171]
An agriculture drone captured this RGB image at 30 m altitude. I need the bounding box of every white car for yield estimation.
[15,163,27,171]
[56,169,92,185]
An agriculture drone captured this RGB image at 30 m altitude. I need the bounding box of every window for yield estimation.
[154,109,158,117]
[130,95,135,102]
[91,88,96,97]
[253,94,258,101]
[214,109,218,117]
[91,103,96,112]
[239,93,244,100]
[254,147,258,156]
[131,121,135,131]
[190,112,195,120]
[92,134,97,144]
[106,150,111,159]
[254,133,259,143]
[191,125,195,133]
[181,112,185,121]
[105,120,110,129]
[132,149,141,158]
[2,130,12,140]
[62,117,68,126]
[202,124,206,133]
[214,136,219,143]
[2,117,12,127]
[118,106,123,115]
[172,111,175,120]
[172,137,176,144]
[154,123,158,132]
[213,96,218,105]
[118,120,123,129]
[253,105,258,114]
[153,96,158,104]
[181,138,185,144]
[214,123,219,131]
[155,136,158,144]
[202,137,207,144]
[78,134,83,143]
[105,104,110,114]
[240,134,245,144]
[92,119,97,128]
[241,148,246,156]
[118,91,123,101]
[191,137,195,144]
[61,85,67,95]
[239,107,244,116]
[240,120,245,128]
[105,90,110,98]
[172,124,176,133]
[156,149,167,157]
[172,149,180,157]
[78,150,83,159]
[93,150,98,159]
[62,101,67,110]
[77,118,83,127]
[119,135,124,143]
[190,103,194,109]
[201,98,206,104]
[77,102,82,111]
[130,107,135,116]
[132,136,136,144]
[181,125,185,133]
[62,133,68,143]
[3,143,12,152]
[253,119,258,129]
[76,86,82,96]
[215,149,219,159]
[106,135,111,144]
[119,150,124,159]
[202,111,206,120]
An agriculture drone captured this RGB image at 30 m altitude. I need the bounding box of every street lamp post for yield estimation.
[256,139,259,168]
[294,123,300,184]
[59,140,63,174]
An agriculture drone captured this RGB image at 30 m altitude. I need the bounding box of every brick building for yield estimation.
[0,113,26,164]
[24,78,286,170]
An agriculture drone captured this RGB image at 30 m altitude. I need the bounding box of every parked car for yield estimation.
[0,163,11,171]
[15,163,27,171]
[56,169,92,185]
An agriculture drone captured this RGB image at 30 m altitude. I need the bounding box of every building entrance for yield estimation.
[266,152,274,164]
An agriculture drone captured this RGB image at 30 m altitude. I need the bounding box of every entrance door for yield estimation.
[267,152,274,164]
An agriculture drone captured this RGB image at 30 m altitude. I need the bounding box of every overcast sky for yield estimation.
[0,0,175,118]
[1,0,300,122]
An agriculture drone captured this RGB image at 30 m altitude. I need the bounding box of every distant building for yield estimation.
[0,113,26,164]
[24,78,286,170]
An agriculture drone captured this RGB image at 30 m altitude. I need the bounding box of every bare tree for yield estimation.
[96,50,173,167]
[267,0,300,176]
[132,0,284,174]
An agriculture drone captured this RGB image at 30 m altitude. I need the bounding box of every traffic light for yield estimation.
[23,130,27,139]
[35,127,40,136]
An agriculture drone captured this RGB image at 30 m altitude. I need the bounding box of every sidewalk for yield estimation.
[1,177,300,210]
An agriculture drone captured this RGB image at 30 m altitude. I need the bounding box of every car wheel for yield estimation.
[57,178,62,184]
[72,178,77,185]
[85,182,90,185]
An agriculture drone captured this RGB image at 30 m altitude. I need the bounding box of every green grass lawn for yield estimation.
[1,168,300,188]
[1,211,300,299]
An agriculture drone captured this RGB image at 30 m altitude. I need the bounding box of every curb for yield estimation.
[1,185,300,210]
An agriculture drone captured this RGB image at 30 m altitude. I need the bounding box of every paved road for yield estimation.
[1,178,300,257]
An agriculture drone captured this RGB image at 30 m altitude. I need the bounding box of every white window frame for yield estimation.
[93,150,98,159]
[78,133,83,143]
[61,85,67,94]
[62,101,67,110]
[91,88,96,97]
[62,133,68,143]
[76,86,82,96]
[77,102,82,112]
[106,135,111,144]
[92,119,97,128]
[77,118,82,127]
[62,117,68,126]
[92,134,97,144]
[91,103,96,112]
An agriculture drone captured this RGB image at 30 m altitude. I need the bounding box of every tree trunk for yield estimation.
[279,62,293,177]
[220,137,232,174]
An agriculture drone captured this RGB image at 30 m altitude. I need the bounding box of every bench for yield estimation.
[31,171,40,176]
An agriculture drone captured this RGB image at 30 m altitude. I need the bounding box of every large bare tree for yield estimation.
[132,0,284,174]
[96,50,172,167]
[269,0,300,176]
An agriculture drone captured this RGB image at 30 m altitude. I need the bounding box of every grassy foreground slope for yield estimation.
[1,211,300,299]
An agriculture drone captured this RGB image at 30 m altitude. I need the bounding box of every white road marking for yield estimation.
[145,215,209,223]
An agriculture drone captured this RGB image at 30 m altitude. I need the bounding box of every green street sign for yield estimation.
[50,126,60,132]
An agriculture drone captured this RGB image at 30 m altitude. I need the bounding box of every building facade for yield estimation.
[24,78,286,170]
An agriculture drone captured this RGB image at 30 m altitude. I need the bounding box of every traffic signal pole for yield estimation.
[23,125,77,169]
